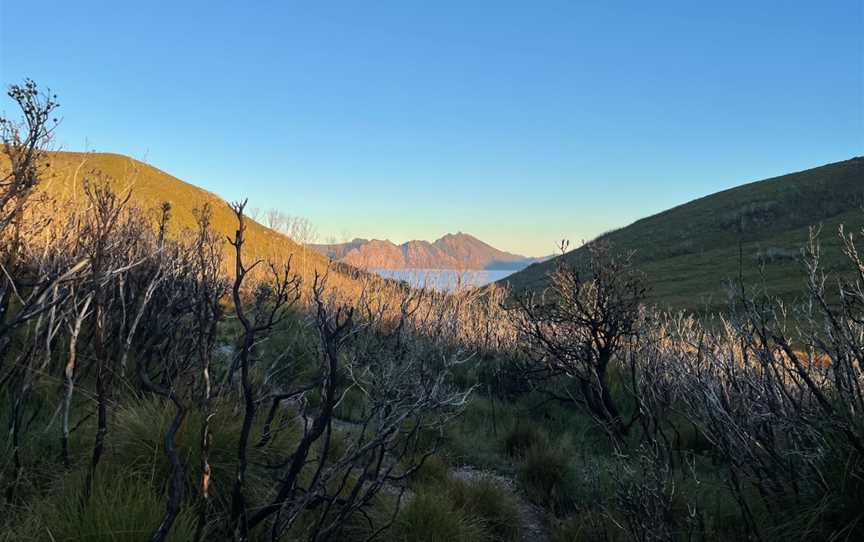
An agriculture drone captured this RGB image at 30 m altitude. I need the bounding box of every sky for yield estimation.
[1,1,861,256]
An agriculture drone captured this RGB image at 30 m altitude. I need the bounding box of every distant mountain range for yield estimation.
[311,233,547,270]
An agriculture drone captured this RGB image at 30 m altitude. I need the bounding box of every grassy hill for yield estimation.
[502,157,864,313]
[22,151,386,299]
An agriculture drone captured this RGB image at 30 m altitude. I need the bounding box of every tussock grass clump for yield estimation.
[388,475,521,542]
[503,420,547,457]
[386,492,486,542]
[105,396,298,513]
[448,478,521,542]
[6,470,197,542]
[518,444,576,514]
[444,397,517,468]
[108,399,179,479]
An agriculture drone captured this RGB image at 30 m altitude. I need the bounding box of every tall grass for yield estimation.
[6,471,198,542]
[448,478,521,542]
[517,444,575,514]
[387,475,521,542]
[386,492,487,542]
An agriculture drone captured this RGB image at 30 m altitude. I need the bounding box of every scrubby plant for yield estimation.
[509,240,646,440]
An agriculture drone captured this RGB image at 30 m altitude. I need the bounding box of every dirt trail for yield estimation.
[331,415,551,541]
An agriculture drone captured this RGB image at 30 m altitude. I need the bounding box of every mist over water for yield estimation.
[370,268,514,291]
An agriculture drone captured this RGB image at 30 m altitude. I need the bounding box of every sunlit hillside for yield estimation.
[503,157,864,312]
[20,151,393,300]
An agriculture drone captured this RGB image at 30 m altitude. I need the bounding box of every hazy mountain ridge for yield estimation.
[501,156,864,312]
[311,232,545,270]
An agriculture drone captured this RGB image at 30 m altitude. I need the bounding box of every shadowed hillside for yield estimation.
[502,157,864,312]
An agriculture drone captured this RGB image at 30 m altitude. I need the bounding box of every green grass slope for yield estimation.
[502,157,864,313]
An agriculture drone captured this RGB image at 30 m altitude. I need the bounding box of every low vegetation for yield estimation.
[2,81,863,542]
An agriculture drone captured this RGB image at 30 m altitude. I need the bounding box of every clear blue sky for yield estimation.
[1,1,861,256]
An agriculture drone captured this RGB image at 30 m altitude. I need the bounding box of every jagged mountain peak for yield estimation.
[311,233,541,270]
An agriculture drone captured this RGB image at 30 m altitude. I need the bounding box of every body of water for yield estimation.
[370,268,515,291]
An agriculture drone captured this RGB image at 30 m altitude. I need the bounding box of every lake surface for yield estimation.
[370,268,515,291]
